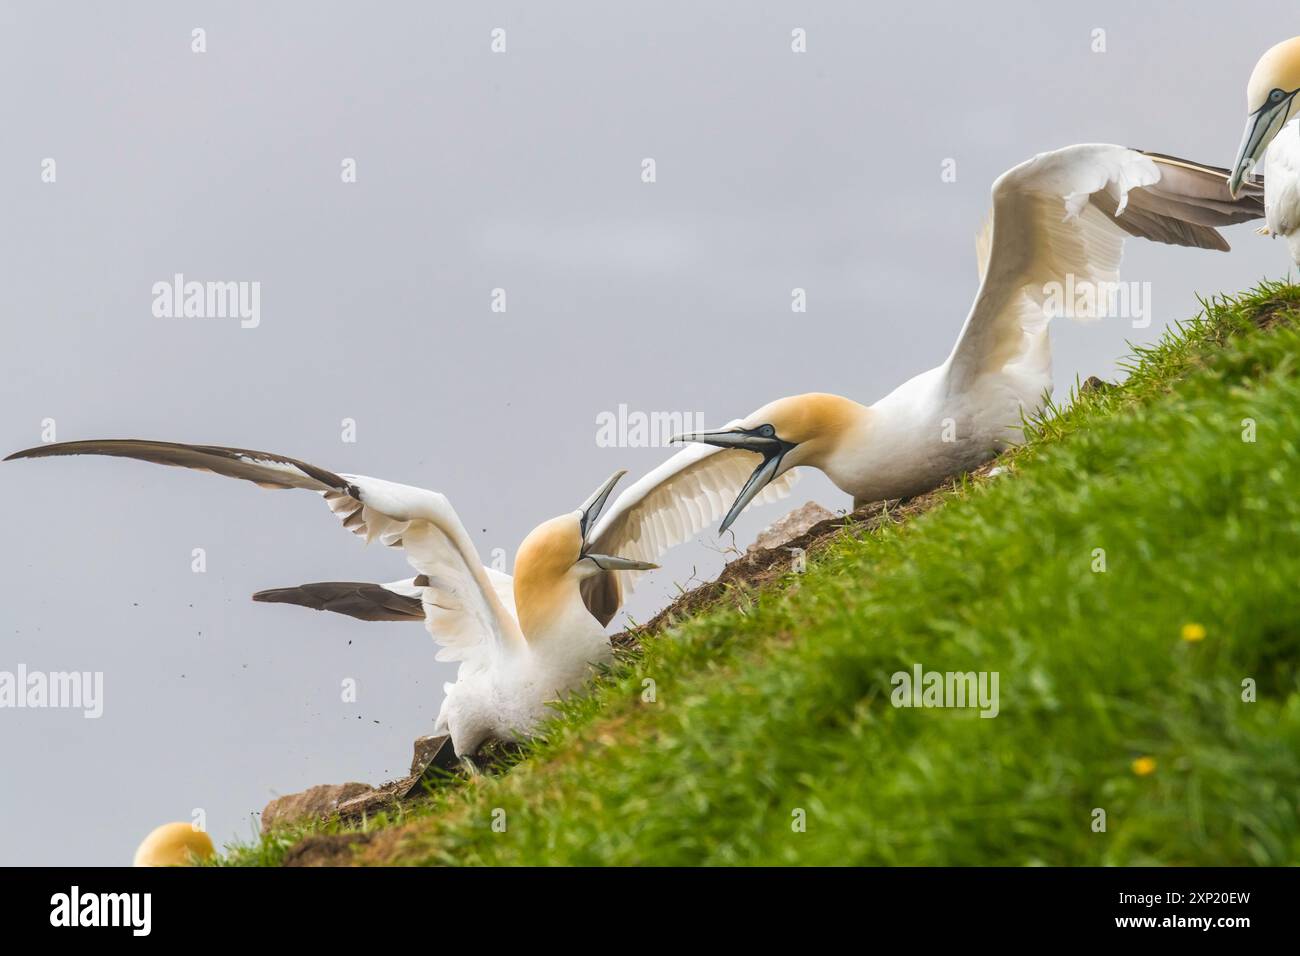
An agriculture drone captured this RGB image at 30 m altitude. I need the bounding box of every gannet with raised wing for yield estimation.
[4,441,661,756]
[1227,36,1300,265]
[672,144,1265,529]
[227,446,801,631]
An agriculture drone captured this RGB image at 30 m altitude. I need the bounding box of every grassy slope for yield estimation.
[227,283,1300,866]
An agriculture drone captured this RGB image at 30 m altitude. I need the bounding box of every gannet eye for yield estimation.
[1271,88,1286,102]
[757,424,776,438]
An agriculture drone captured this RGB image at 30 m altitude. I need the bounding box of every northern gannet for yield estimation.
[132,822,215,867]
[5,439,795,753]
[5,440,659,755]
[671,144,1264,529]
[1227,36,1300,264]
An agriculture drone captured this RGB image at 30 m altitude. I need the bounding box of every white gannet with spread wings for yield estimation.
[670,144,1264,529]
[4,440,661,755]
[5,437,798,753]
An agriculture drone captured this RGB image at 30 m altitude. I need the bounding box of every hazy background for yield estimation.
[1,1,1291,865]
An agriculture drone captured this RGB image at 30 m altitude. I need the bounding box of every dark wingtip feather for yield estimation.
[6,443,70,462]
[251,581,424,622]
[251,587,311,606]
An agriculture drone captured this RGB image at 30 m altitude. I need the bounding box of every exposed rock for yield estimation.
[260,734,460,833]
[337,786,403,819]
[261,782,374,835]
[748,501,836,553]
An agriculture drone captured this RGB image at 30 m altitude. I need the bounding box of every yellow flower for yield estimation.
[1131,756,1157,776]
[1181,623,1206,642]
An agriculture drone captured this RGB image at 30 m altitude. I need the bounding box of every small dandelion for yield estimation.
[1181,623,1207,642]
[1131,756,1157,776]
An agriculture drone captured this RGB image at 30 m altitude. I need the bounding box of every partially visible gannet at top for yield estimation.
[5,438,796,753]
[671,144,1264,529]
[1227,36,1300,265]
[133,822,215,867]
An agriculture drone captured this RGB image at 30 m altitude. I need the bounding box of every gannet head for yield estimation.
[514,470,658,636]
[1229,36,1300,196]
[672,393,865,533]
[132,822,215,867]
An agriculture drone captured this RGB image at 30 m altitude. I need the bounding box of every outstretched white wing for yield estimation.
[948,144,1264,391]
[4,439,525,662]
[579,440,798,625]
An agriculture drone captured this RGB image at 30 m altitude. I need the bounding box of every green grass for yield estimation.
[222,282,1300,866]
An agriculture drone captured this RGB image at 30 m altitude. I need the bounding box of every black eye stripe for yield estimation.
[1253,87,1300,116]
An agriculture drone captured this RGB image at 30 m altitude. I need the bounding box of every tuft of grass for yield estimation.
[221,282,1300,866]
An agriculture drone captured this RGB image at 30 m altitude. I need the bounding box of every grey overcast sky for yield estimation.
[1,1,1292,865]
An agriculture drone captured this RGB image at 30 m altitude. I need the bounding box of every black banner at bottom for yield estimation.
[0,865,1286,941]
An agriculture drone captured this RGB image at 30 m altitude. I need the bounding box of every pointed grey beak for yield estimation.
[574,469,655,572]
[672,426,794,534]
[583,553,659,572]
[577,469,626,542]
[719,452,786,534]
[670,427,778,453]
[1229,95,1295,197]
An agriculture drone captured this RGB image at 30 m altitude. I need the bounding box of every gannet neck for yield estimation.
[522,575,604,650]
[513,513,591,642]
[768,392,873,471]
